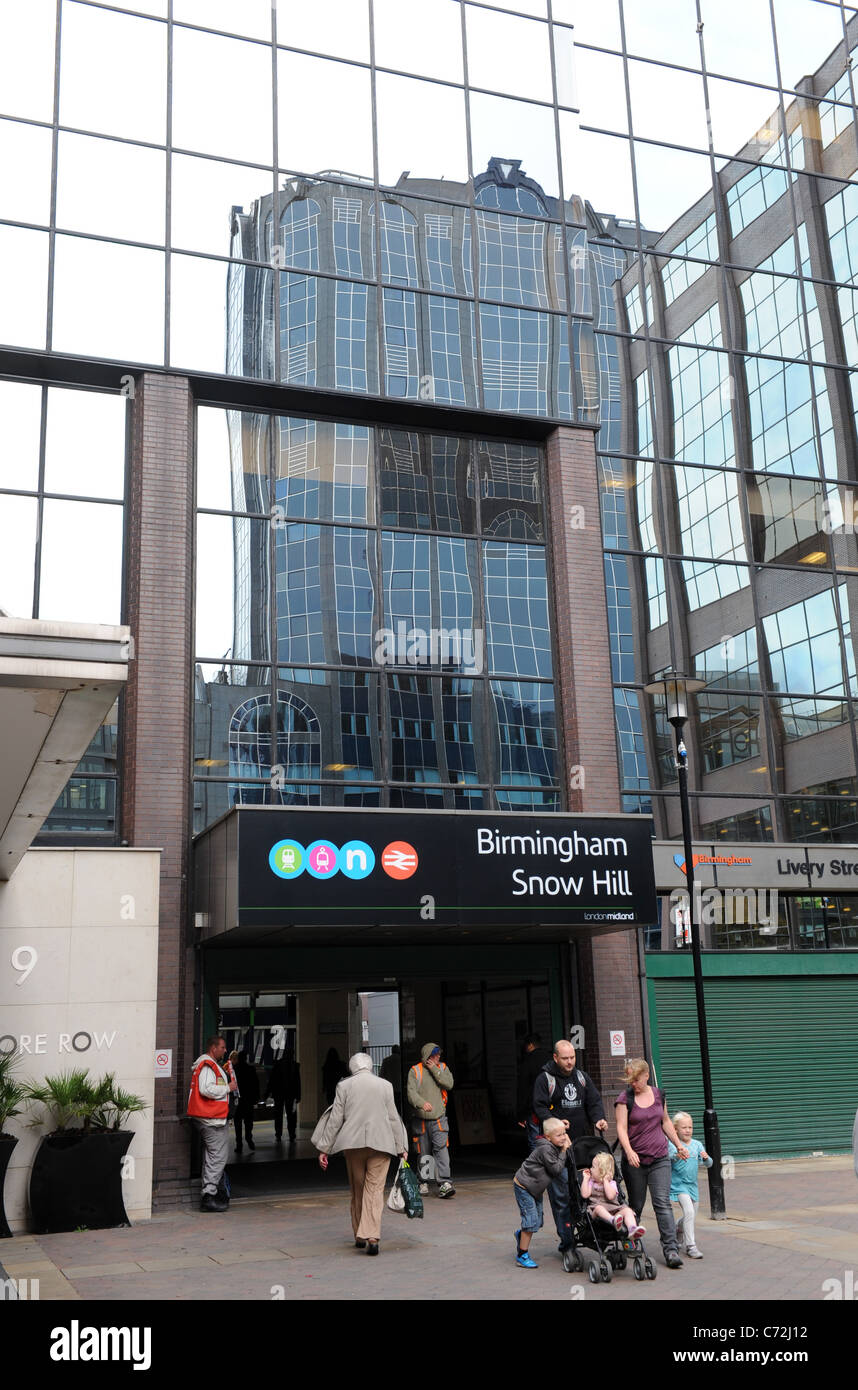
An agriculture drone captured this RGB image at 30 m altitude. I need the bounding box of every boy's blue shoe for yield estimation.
[514,1228,522,1254]
[516,1252,538,1268]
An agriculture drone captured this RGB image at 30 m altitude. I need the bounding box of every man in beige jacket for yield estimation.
[313,1053,407,1254]
[407,1042,455,1198]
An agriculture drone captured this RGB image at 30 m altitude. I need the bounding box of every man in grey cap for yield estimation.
[407,1043,455,1198]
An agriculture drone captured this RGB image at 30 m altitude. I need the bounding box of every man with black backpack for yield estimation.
[531,1039,607,1250]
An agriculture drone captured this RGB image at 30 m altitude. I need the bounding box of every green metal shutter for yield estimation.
[650,975,858,1158]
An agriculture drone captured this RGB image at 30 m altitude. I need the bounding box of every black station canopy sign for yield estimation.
[236,809,656,930]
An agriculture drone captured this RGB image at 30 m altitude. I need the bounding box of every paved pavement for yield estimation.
[1,1154,855,1303]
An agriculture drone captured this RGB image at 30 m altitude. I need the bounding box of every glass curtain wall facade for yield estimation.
[2,0,858,917]
[597,2,858,871]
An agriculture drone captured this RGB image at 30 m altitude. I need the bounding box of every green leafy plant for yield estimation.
[26,1069,97,1131]
[105,1084,147,1131]
[25,1070,146,1133]
[0,1051,27,1134]
[90,1075,147,1131]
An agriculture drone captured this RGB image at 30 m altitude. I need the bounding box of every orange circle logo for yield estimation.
[381,841,419,879]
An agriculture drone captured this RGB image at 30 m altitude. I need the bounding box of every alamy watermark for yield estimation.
[670,883,779,940]
[373,623,484,674]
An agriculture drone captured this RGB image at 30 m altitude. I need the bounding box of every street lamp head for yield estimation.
[644,669,706,726]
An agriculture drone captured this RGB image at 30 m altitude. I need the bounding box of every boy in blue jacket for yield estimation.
[668,1111,712,1258]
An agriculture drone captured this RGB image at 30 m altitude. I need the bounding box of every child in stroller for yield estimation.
[581,1152,645,1239]
[561,1134,657,1283]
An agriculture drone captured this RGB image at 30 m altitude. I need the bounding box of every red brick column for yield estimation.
[545,425,645,1106]
[123,373,196,1206]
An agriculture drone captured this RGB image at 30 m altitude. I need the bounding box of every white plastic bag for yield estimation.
[387,1158,406,1212]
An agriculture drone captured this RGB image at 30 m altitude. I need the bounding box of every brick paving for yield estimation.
[2,1155,855,1302]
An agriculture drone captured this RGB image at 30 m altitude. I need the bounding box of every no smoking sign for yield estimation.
[154,1048,173,1078]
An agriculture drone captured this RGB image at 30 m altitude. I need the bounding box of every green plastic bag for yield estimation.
[396,1158,424,1219]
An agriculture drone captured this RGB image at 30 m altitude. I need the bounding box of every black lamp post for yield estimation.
[644,669,726,1218]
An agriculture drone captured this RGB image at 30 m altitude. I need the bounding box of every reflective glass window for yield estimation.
[276,419,373,524]
[197,513,271,664]
[628,60,709,152]
[0,120,52,226]
[39,498,123,624]
[818,46,857,148]
[0,381,42,492]
[478,442,543,541]
[44,389,126,501]
[52,238,165,364]
[376,73,468,187]
[0,494,38,618]
[725,127,803,235]
[614,687,650,792]
[0,226,48,350]
[56,134,166,245]
[483,541,552,678]
[174,0,272,40]
[470,94,560,200]
[379,430,474,534]
[660,216,718,305]
[195,667,274,782]
[490,680,557,788]
[0,0,56,122]
[60,3,167,144]
[741,228,834,479]
[763,584,853,697]
[476,212,550,308]
[466,8,553,103]
[373,0,463,83]
[623,0,700,68]
[171,253,274,379]
[172,156,274,258]
[173,27,272,165]
[479,304,552,415]
[275,0,370,64]
[275,524,376,667]
[278,53,373,181]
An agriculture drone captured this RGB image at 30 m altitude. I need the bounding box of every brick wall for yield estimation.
[122,373,196,1201]
[545,425,645,1112]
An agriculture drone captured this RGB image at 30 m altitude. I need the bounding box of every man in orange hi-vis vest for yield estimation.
[188,1035,236,1212]
[407,1043,455,1199]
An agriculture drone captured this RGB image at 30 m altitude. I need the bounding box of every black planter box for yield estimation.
[29,1129,133,1234]
[0,1133,17,1238]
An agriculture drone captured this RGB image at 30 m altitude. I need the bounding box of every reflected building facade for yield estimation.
[604,16,858,951]
[193,160,646,828]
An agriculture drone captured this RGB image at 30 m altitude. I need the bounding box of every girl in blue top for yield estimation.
[668,1112,712,1259]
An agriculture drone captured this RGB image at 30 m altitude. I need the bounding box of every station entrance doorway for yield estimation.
[205,946,568,1193]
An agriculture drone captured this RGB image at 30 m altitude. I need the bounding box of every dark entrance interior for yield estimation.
[213,964,563,1197]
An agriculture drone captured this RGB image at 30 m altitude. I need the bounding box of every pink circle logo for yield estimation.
[307,840,339,878]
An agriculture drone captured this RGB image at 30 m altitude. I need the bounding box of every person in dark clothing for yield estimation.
[232,1052,260,1153]
[266,1050,301,1143]
[379,1044,402,1103]
[322,1048,349,1106]
[516,1034,553,1152]
[531,1039,608,1251]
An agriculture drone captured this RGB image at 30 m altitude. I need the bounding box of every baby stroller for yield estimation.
[561,1134,657,1283]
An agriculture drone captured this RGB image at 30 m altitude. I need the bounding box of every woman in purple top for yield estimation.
[615,1058,689,1269]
